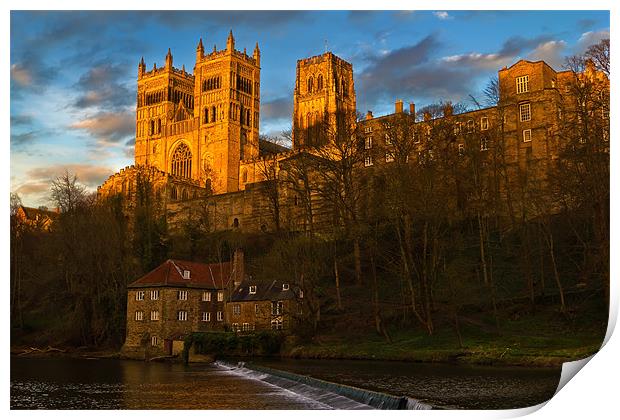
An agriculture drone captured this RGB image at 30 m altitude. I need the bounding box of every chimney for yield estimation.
[423,111,432,122]
[395,99,404,113]
[233,248,245,287]
[409,102,415,115]
[366,110,373,120]
[443,103,453,117]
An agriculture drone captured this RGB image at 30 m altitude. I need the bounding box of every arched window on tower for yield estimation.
[150,120,155,135]
[157,119,161,134]
[171,143,192,179]
[211,106,216,123]
[171,186,178,200]
[317,74,324,91]
[203,108,209,124]
[307,76,314,94]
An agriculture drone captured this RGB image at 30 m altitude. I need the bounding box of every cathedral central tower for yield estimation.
[292,52,356,149]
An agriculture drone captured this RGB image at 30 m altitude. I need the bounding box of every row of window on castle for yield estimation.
[135,290,224,302]
[363,129,535,167]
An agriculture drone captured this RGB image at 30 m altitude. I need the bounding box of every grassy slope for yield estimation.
[284,294,607,367]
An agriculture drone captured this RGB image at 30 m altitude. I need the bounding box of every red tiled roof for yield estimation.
[129,259,233,289]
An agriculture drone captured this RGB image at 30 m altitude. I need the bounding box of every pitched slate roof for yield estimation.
[128,259,232,289]
[230,279,301,302]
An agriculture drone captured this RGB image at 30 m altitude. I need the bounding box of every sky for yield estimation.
[10,10,609,208]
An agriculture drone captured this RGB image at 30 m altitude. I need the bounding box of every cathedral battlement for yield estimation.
[297,51,352,69]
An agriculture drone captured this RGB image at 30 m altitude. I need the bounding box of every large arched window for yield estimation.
[307,76,314,94]
[317,74,324,91]
[171,143,192,179]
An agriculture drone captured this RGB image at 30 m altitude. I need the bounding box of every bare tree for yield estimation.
[50,170,88,214]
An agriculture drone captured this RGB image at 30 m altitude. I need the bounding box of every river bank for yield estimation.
[10,334,600,368]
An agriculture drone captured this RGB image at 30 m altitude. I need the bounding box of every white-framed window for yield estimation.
[255,303,260,315]
[233,304,241,316]
[151,336,159,347]
[217,311,223,321]
[364,126,373,133]
[480,137,489,151]
[481,117,489,131]
[271,301,283,316]
[453,122,461,136]
[150,290,159,300]
[182,270,191,279]
[516,75,529,94]
[365,136,373,149]
[150,310,159,321]
[135,311,144,321]
[202,291,211,302]
[519,103,531,122]
[364,156,373,167]
[523,129,532,143]
[384,133,392,145]
[232,322,239,331]
[217,291,224,301]
[282,283,290,291]
[271,319,283,330]
[299,290,304,299]
[466,120,474,133]
[385,152,395,163]
[202,312,210,322]
[242,323,251,331]
[177,290,188,300]
[177,310,188,321]
[249,286,257,295]
[458,144,465,156]
[135,291,145,301]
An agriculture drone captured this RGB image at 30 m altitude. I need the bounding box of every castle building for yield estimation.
[98,33,608,235]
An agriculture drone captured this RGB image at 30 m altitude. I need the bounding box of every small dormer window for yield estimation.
[183,270,191,279]
[249,285,257,294]
[282,283,290,291]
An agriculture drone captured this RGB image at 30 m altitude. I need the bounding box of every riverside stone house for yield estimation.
[227,279,304,332]
[121,249,303,358]
[121,251,243,358]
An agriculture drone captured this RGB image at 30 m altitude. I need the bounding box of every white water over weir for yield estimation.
[215,361,432,410]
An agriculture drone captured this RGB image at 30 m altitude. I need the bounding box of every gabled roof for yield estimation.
[230,279,300,302]
[500,59,557,73]
[129,259,232,289]
[18,206,58,220]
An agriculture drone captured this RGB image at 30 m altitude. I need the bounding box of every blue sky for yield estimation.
[10,10,609,207]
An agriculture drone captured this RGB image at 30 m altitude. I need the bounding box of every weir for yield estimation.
[215,361,432,410]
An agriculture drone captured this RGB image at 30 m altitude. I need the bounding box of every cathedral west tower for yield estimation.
[134,31,260,195]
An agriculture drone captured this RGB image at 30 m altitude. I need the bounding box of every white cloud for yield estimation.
[433,11,452,20]
[576,29,609,53]
[528,40,567,70]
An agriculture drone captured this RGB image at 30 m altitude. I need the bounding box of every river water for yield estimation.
[10,357,561,409]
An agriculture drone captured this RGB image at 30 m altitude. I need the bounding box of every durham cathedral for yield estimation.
[97,31,609,234]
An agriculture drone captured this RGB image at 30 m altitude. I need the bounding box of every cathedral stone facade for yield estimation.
[98,33,608,235]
